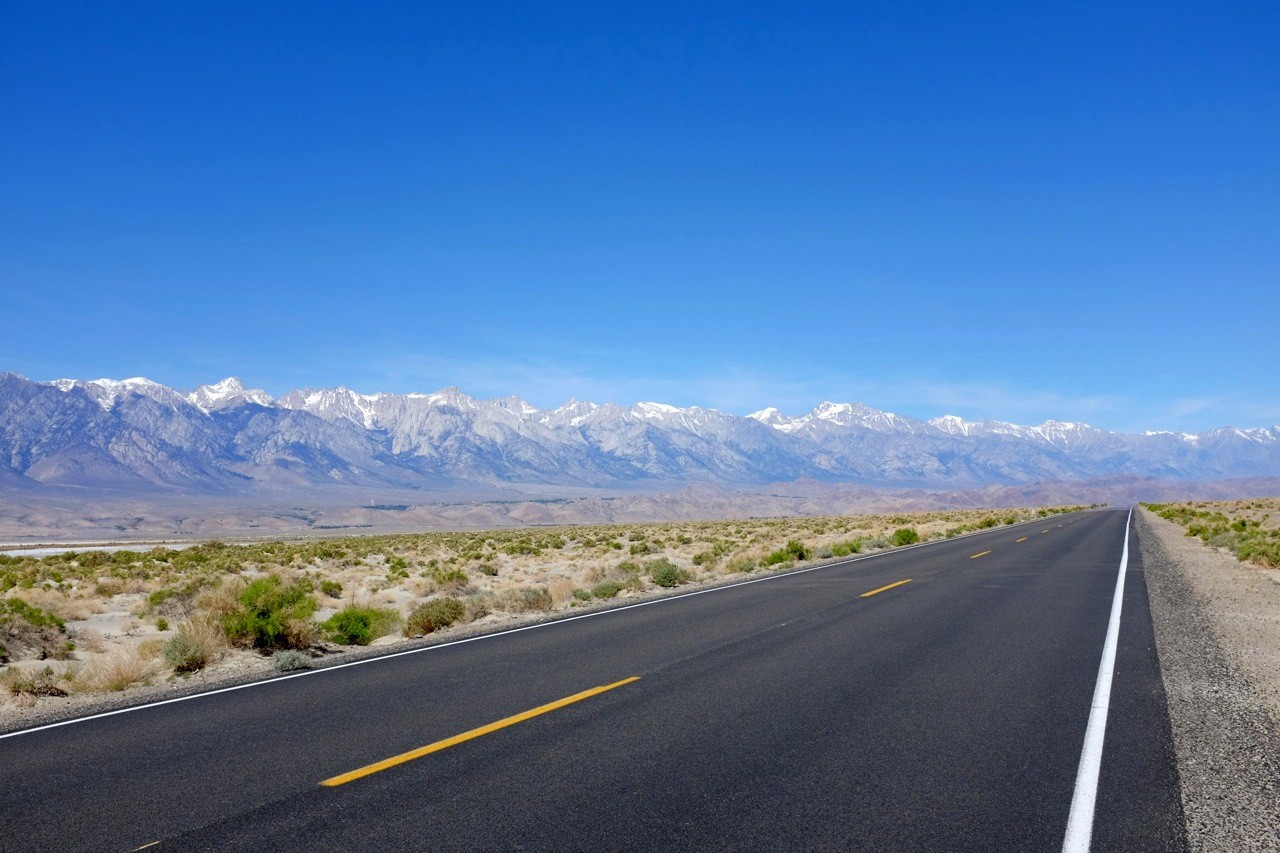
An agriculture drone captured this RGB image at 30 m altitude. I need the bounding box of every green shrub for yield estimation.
[761,549,792,567]
[155,617,169,632]
[571,588,592,601]
[0,598,65,630]
[322,605,400,646]
[479,563,498,577]
[831,539,862,557]
[404,598,467,635]
[591,580,623,599]
[221,575,317,650]
[319,580,343,598]
[647,558,692,588]
[433,567,469,590]
[891,528,920,546]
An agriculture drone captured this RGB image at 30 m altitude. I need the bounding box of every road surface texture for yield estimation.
[0,509,1186,851]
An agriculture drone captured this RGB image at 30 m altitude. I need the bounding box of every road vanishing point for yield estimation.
[0,509,1186,851]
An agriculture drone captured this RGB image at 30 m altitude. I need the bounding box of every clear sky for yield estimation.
[2,2,1276,433]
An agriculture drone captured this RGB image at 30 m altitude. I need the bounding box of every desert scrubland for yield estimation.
[0,505,1087,721]
[1144,497,1280,569]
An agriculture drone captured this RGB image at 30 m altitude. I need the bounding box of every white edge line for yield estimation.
[1061,506,1132,853]
[0,509,1090,742]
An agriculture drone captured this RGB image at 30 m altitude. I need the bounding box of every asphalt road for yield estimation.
[0,509,1185,852]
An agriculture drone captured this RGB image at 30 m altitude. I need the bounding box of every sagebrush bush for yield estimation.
[221,575,317,650]
[499,586,553,612]
[591,580,622,599]
[319,580,343,598]
[322,605,400,646]
[404,597,466,635]
[647,558,691,588]
[271,650,314,672]
[891,528,920,546]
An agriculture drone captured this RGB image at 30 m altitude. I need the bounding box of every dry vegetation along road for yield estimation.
[0,509,1186,851]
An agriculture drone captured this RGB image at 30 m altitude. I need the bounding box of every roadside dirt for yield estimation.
[1138,507,1280,851]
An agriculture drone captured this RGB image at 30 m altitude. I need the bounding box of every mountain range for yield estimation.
[3,372,1278,496]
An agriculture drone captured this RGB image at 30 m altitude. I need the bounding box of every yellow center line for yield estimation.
[861,578,912,597]
[1016,537,1028,543]
[970,550,991,559]
[320,676,641,787]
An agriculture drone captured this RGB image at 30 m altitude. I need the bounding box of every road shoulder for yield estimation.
[1137,507,1280,852]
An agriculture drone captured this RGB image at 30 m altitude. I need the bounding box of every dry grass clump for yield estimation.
[94,648,158,692]
[163,616,228,673]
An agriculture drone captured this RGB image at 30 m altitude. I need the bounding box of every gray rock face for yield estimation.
[2,372,1278,493]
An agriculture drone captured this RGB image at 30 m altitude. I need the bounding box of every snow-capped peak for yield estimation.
[634,401,681,418]
[45,376,186,410]
[188,377,274,412]
[929,414,978,436]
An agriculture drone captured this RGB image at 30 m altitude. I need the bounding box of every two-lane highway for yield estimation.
[0,510,1185,851]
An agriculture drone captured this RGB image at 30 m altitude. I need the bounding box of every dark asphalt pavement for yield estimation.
[0,509,1185,851]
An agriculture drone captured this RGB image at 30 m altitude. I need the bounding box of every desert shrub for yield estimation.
[572,588,592,601]
[155,617,169,632]
[479,563,498,577]
[271,650,314,672]
[319,580,343,599]
[0,598,64,630]
[591,580,623,599]
[647,558,691,588]
[433,567,469,592]
[500,586,553,613]
[322,605,401,646]
[405,598,467,635]
[163,617,225,673]
[2,665,67,698]
[615,560,642,576]
[831,539,862,557]
[0,597,68,660]
[785,540,809,560]
[463,595,491,622]
[761,550,792,567]
[891,528,920,546]
[220,575,317,650]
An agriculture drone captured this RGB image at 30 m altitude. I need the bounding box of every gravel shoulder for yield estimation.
[1137,507,1280,852]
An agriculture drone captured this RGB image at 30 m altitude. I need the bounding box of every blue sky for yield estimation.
[2,2,1276,433]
